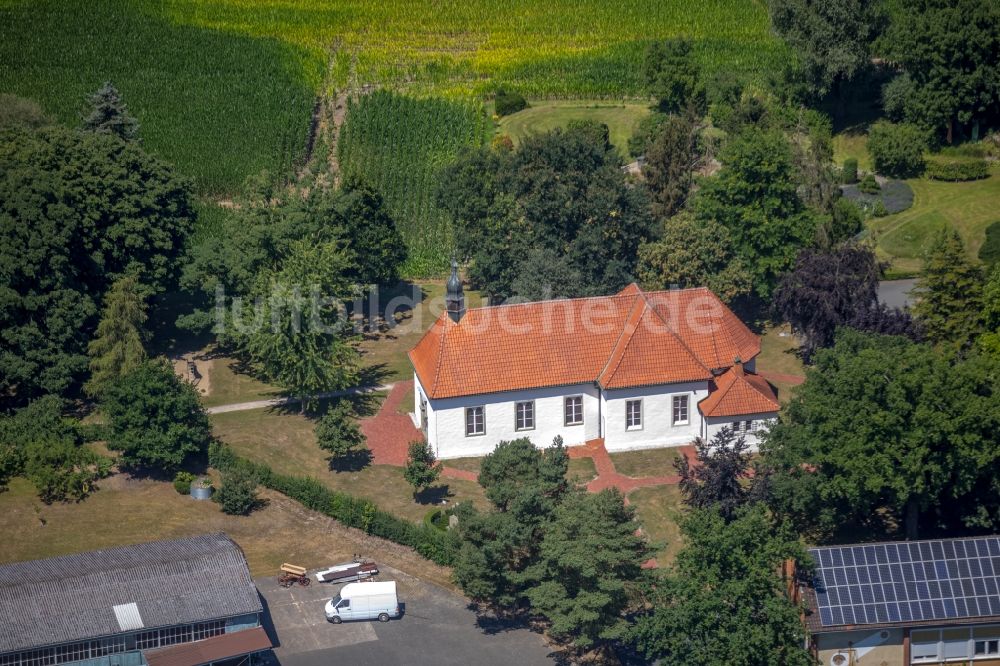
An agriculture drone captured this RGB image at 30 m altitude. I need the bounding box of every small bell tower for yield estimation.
[445,258,466,323]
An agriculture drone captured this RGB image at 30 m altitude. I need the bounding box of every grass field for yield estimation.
[210,407,490,524]
[832,130,873,173]
[609,447,680,478]
[628,485,684,564]
[0,477,455,587]
[498,101,650,159]
[869,168,1000,276]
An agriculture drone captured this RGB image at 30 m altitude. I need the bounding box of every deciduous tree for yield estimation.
[883,0,1000,142]
[762,330,1000,541]
[102,359,211,474]
[627,506,812,666]
[228,240,359,413]
[644,39,705,114]
[694,129,818,301]
[0,395,111,502]
[0,126,193,406]
[772,244,884,358]
[769,0,887,104]
[637,213,754,304]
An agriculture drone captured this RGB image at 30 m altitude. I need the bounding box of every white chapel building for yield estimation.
[408,264,780,459]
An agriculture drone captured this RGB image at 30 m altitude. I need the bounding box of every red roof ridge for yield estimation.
[596,293,648,387]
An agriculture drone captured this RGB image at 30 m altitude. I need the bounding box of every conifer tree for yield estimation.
[85,275,147,397]
[81,81,140,141]
[913,229,984,347]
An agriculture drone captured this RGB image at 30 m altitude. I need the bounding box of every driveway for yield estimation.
[257,564,556,666]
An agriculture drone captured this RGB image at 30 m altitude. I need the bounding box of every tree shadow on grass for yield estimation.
[328,449,373,473]
[413,484,453,505]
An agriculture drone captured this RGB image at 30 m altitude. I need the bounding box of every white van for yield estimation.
[325,580,400,624]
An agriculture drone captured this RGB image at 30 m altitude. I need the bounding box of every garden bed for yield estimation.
[841,179,914,215]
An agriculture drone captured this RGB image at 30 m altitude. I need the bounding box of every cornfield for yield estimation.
[337,91,490,276]
[2,0,785,196]
[163,0,786,97]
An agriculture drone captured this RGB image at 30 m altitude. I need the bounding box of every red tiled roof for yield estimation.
[409,284,760,399]
[698,365,780,418]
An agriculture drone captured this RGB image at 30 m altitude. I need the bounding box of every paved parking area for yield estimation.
[257,565,556,666]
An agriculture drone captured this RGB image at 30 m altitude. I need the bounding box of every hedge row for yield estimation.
[926,159,990,182]
[208,442,459,566]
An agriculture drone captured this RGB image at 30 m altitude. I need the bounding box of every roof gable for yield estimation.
[698,366,780,418]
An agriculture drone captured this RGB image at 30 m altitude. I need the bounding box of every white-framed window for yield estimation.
[732,420,757,433]
[910,627,1000,663]
[564,396,583,426]
[466,406,485,436]
[515,401,534,431]
[626,399,642,430]
[672,395,689,425]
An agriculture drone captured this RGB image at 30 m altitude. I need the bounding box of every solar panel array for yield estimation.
[810,537,1000,628]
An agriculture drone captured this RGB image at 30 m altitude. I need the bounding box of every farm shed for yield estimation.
[0,533,270,666]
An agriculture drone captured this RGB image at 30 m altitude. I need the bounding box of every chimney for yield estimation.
[445,258,465,323]
[733,356,744,376]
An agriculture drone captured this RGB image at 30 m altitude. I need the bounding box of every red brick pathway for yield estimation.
[568,438,691,493]
[360,381,481,481]
[361,380,420,466]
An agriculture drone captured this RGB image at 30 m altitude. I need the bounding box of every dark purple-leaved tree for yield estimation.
[772,243,920,361]
[675,427,767,522]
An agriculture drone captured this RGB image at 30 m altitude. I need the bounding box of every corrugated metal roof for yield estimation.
[0,533,261,654]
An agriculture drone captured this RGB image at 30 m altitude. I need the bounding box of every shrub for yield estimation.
[214,466,260,516]
[867,121,927,178]
[494,88,528,117]
[173,471,195,495]
[830,198,864,242]
[404,440,442,493]
[871,200,889,217]
[208,443,459,565]
[842,158,858,184]
[315,402,367,460]
[859,173,881,194]
[925,158,989,182]
[981,222,1000,267]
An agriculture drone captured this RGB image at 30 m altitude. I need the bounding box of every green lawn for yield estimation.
[869,168,1000,276]
[609,447,680,478]
[202,357,280,408]
[497,101,650,159]
[832,130,872,172]
[628,485,684,565]
[210,407,489,524]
